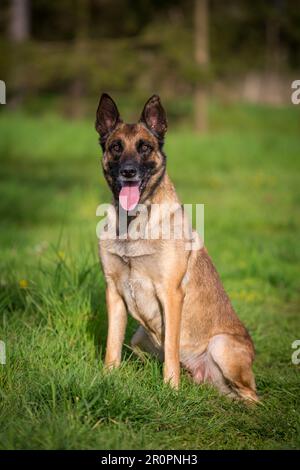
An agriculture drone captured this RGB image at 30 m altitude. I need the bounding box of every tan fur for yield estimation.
[98,102,258,403]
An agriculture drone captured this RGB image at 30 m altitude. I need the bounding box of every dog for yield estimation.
[95,93,258,402]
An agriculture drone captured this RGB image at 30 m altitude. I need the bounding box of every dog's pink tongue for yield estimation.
[119,185,140,211]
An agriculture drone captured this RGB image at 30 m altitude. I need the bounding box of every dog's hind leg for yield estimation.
[131,326,163,361]
[206,334,259,402]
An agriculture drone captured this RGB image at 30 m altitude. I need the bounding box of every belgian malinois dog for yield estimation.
[95,93,258,402]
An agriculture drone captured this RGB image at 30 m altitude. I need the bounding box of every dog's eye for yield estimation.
[111,142,122,154]
[139,142,152,154]
[113,143,121,152]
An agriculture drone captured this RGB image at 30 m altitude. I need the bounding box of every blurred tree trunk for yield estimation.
[67,0,89,118]
[77,0,89,41]
[265,0,282,71]
[9,0,30,42]
[264,0,283,105]
[194,0,209,133]
[8,0,31,108]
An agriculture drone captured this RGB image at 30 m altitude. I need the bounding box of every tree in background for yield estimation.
[194,0,209,133]
[264,0,284,104]
[8,0,31,108]
[67,0,90,118]
[1,0,299,119]
[9,0,30,42]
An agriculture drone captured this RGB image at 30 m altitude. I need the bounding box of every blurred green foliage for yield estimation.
[0,0,300,118]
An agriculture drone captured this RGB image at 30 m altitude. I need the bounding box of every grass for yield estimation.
[0,102,300,449]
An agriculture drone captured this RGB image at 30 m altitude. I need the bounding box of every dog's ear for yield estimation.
[95,93,122,144]
[139,95,167,140]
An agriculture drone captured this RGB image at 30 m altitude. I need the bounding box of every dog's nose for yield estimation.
[120,166,137,179]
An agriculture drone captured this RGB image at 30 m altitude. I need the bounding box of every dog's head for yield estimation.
[95,93,167,211]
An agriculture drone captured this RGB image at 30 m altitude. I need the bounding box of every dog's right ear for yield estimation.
[95,93,122,145]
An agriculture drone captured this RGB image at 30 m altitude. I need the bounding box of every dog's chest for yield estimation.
[108,240,164,339]
[120,265,163,339]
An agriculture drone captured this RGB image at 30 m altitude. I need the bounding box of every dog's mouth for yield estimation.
[119,180,141,211]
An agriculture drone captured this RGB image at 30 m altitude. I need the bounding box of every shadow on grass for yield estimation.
[86,271,144,364]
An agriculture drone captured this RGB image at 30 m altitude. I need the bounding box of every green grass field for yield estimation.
[0,103,299,449]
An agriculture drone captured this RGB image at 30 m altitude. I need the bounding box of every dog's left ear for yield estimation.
[139,95,167,140]
[95,93,122,144]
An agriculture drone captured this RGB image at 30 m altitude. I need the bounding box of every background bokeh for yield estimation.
[1,0,300,124]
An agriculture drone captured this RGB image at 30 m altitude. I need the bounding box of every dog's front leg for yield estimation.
[161,286,184,389]
[104,281,127,369]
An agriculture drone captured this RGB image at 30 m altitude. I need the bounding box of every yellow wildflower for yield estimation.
[19,279,29,289]
[58,251,65,260]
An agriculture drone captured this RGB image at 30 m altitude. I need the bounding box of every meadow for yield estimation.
[0,102,299,449]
